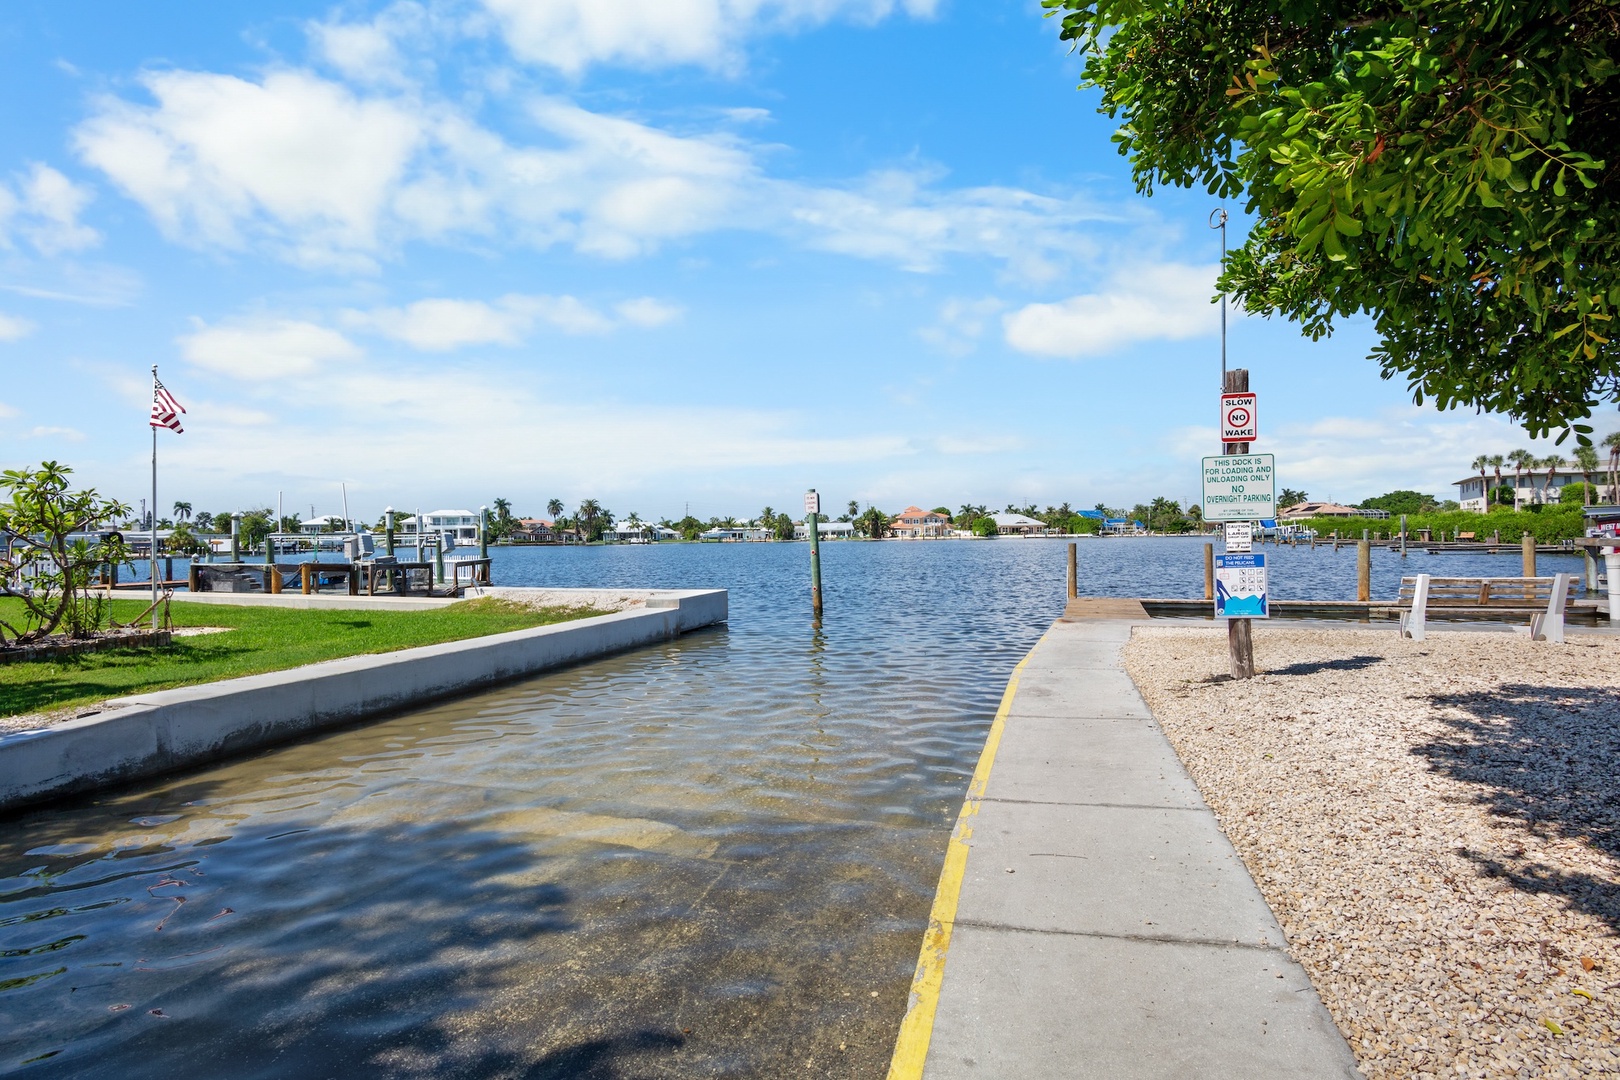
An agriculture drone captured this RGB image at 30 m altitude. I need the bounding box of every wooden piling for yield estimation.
[1522,533,1536,577]
[1357,540,1371,602]
[1203,542,1214,601]
[1067,542,1078,599]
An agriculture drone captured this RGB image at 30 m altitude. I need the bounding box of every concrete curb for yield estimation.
[0,588,726,815]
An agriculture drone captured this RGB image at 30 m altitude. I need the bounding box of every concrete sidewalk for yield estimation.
[889,617,1362,1079]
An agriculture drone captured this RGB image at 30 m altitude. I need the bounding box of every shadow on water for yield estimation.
[1412,682,1620,932]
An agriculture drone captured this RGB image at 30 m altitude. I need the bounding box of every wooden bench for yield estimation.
[1397,574,1572,642]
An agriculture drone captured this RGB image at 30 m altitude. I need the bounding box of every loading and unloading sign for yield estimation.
[1201,454,1276,521]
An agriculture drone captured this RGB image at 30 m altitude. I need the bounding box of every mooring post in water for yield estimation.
[230,512,241,563]
[1357,539,1371,602]
[479,505,490,560]
[1400,514,1407,557]
[1222,367,1255,679]
[1203,542,1214,601]
[1067,542,1078,600]
[1523,533,1536,578]
[384,507,395,557]
[805,489,823,618]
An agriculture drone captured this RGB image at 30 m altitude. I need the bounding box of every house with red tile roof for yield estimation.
[890,506,950,538]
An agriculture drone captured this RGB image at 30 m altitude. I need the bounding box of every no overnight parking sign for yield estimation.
[1201,454,1276,521]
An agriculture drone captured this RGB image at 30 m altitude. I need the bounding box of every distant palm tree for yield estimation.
[576,499,603,541]
[547,498,564,522]
[847,499,859,519]
[1541,454,1564,504]
[1508,449,1535,509]
[1487,454,1504,502]
[1574,446,1601,504]
[492,497,512,522]
[172,500,192,522]
[1604,433,1620,502]
[1471,454,1488,506]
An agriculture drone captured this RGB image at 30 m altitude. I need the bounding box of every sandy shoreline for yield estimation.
[1123,625,1620,1078]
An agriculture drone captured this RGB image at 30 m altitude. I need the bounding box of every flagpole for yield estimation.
[151,364,159,629]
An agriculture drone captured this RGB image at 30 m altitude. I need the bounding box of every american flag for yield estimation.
[150,375,186,433]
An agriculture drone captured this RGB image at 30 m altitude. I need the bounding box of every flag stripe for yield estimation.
[151,376,186,433]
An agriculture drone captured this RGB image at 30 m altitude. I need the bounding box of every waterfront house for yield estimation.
[299,514,350,534]
[400,510,481,544]
[793,520,856,540]
[890,506,950,539]
[511,518,556,542]
[1279,501,1360,519]
[606,523,678,542]
[991,512,1051,536]
[1101,518,1145,536]
[1454,465,1593,511]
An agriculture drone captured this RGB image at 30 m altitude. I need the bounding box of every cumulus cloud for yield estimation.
[0,163,100,255]
[481,0,939,76]
[1002,264,1222,358]
[178,317,363,380]
[0,313,36,341]
[344,293,615,349]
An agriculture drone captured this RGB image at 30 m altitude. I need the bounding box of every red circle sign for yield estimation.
[1226,407,1250,427]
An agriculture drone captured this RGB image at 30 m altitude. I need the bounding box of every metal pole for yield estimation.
[807,490,823,619]
[385,507,395,557]
[150,366,158,629]
[1209,208,1228,382]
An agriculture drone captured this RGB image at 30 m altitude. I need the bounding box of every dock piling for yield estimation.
[1522,533,1536,577]
[1357,540,1371,602]
[1203,542,1214,601]
[1067,542,1078,600]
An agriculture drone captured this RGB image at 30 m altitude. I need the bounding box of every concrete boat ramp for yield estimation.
[888,608,1362,1079]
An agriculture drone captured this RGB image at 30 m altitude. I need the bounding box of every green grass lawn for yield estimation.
[0,597,606,719]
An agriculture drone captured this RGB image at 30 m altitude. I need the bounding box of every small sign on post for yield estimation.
[1223,521,1252,553]
[804,490,821,517]
[1221,392,1258,442]
[1214,553,1269,618]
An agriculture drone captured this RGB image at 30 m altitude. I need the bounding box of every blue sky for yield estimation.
[0,0,1586,524]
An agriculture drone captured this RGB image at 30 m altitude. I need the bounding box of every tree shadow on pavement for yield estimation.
[1412,682,1620,932]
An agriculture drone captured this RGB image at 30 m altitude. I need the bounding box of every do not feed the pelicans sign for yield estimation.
[1201,454,1276,522]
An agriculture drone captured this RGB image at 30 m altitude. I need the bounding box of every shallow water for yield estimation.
[0,538,1589,1077]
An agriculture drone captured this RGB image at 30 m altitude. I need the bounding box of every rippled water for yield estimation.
[0,538,1589,1077]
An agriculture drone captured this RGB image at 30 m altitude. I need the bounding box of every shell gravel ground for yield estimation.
[1121,625,1620,1079]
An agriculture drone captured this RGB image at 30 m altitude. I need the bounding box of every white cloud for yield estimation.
[0,313,36,341]
[25,425,85,441]
[74,67,1106,278]
[178,317,363,380]
[1002,264,1222,358]
[616,297,684,328]
[75,70,423,268]
[0,401,18,418]
[481,0,938,76]
[345,294,614,349]
[0,164,100,255]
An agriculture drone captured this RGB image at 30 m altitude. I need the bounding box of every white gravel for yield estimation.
[1123,624,1620,1079]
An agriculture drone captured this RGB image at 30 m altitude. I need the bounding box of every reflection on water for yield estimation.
[0,538,1588,1077]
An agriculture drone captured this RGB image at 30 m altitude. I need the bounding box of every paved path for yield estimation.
[888,617,1362,1080]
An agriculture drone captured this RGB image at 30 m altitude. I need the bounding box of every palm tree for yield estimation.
[847,499,860,519]
[757,507,775,536]
[1605,432,1620,502]
[492,497,512,522]
[1574,446,1601,505]
[1470,454,1488,506]
[546,498,564,522]
[1508,449,1535,509]
[1487,454,1505,502]
[576,499,603,541]
[172,500,192,522]
[1541,453,1564,504]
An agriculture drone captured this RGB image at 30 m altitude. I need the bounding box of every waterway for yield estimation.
[0,538,1589,1077]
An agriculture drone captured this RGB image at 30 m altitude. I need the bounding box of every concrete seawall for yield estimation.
[0,588,726,815]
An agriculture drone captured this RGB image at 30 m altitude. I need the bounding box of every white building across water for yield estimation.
[1453,466,1597,512]
[400,510,481,543]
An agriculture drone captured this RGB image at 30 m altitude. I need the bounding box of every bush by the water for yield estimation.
[1288,506,1587,543]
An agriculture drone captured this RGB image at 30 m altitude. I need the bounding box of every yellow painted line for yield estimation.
[885,633,1045,1080]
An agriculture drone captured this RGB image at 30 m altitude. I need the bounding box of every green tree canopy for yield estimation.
[1044,0,1618,441]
